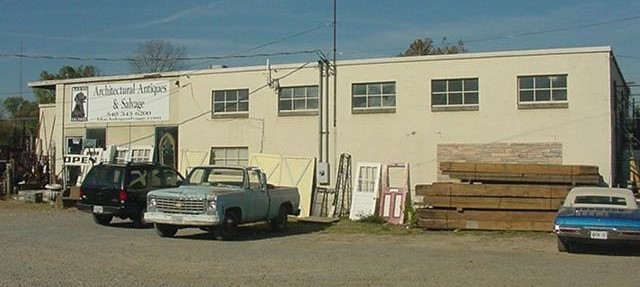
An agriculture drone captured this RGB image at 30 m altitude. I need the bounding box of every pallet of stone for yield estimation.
[439,162,600,185]
[415,209,555,231]
[415,182,570,210]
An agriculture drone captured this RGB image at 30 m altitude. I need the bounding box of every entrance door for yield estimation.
[378,163,409,225]
[349,162,381,221]
[65,137,83,187]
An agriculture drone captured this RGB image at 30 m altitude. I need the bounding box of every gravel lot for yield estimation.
[1,200,640,287]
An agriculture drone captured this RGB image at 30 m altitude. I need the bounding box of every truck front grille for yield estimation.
[156,197,206,214]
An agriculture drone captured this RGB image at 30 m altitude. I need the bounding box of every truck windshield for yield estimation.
[82,166,124,188]
[186,167,245,188]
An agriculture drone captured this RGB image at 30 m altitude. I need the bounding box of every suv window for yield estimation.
[128,169,148,190]
[163,168,181,187]
[83,166,124,188]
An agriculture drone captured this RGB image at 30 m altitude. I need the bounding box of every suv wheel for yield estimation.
[92,214,113,226]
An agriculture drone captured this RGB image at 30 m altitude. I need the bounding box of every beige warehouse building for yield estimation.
[30,46,631,190]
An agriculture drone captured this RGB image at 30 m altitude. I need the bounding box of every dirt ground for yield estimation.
[1,200,639,287]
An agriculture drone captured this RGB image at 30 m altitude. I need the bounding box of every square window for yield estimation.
[307,99,318,109]
[368,96,381,107]
[352,82,396,112]
[278,86,319,114]
[535,76,550,89]
[383,83,395,94]
[383,96,395,107]
[279,100,292,111]
[536,90,551,101]
[519,77,534,89]
[368,84,381,95]
[353,96,366,108]
[432,80,446,93]
[520,91,534,102]
[464,79,478,91]
[552,89,567,101]
[517,75,568,106]
[432,94,447,105]
[449,93,463,105]
[353,84,366,95]
[448,80,463,92]
[464,92,479,105]
[431,78,479,109]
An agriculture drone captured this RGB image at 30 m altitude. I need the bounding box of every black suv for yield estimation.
[76,162,184,227]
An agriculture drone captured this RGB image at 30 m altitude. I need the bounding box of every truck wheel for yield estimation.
[132,207,147,229]
[92,214,113,226]
[215,212,239,241]
[154,223,178,238]
[270,205,289,232]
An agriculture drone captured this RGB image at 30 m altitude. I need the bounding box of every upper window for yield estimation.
[431,78,479,111]
[212,89,249,117]
[352,82,396,113]
[278,86,319,115]
[518,75,568,109]
[210,147,249,166]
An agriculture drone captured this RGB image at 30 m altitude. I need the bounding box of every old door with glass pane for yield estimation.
[349,162,381,221]
[378,163,409,225]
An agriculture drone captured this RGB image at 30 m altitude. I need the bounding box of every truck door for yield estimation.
[246,169,269,221]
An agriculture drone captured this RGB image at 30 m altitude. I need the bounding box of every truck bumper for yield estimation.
[144,211,220,226]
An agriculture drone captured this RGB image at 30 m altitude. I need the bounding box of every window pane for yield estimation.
[227,103,238,111]
[237,148,248,159]
[535,76,550,89]
[279,100,292,111]
[520,91,534,102]
[449,93,463,105]
[238,102,248,112]
[519,77,534,89]
[280,88,292,99]
[449,80,462,91]
[307,86,318,98]
[536,90,551,101]
[353,96,366,108]
[464,92,479,105]
[294,99,306,110]
[552,89,567,101]
[214,91,225,101]
[214,103,225,112]
[368,96,381,107]
[552,75,567,88]
[382,83,395,94]
[382,96,395,107]
[368,84,381,95]
[307,99,318,109]
[353,84,366,95]
[225,91,236,101]
[238,89,249,100]
[464,79,478,91]
[432,80,446,92]
[294,87,306,98]
[432,94,447,105]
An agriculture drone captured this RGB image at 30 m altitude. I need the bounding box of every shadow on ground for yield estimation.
[569,244,640,257]
[173,221,331,241]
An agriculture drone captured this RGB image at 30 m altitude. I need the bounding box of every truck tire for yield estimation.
[155,223,178,238]
[92,214,113,226]
[215,211,239,241]
[270,205,289,232]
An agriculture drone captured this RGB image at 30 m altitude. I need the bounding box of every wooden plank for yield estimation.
[415,209,557,222]
[444,171,599,185]
[417,218,553,231]
[416,183,571,198]
[440,162,599,176]
[423,196,562,210]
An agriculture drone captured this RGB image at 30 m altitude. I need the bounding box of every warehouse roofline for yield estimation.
[28,46,613,88]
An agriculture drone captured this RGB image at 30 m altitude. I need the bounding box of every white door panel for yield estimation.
[350,162,381,221]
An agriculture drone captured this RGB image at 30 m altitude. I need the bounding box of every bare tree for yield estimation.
[399,37,467,57]
[129,39,186,73]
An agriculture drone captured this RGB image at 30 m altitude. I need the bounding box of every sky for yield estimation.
[1,0,640,102]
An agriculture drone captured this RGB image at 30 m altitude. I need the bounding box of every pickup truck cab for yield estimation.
[144,165,300,240]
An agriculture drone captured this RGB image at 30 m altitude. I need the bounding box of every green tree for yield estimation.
[399,37,467,57]
[33,65,99,104]
[2,96,38,119]
[129,39,186,73]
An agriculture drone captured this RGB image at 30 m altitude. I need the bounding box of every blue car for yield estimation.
[554,187,640,252]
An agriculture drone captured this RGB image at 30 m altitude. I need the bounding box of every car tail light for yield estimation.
[118,190,127,202]
[79,188,85,199]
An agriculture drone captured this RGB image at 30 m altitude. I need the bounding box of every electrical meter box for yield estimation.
[317,162,330,185]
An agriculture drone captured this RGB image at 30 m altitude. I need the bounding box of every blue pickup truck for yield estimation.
[554,187,640,252]
[144,165,300,240]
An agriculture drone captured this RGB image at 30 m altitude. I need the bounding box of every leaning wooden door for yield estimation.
[378,163,409,225]
[349,162,381,221]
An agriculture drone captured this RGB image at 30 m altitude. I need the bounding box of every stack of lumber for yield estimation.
[440,162,600,185]
[415,162,600,231]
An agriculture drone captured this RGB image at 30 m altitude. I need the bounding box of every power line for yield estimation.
[467,14,640,43]
[0,50,320,62]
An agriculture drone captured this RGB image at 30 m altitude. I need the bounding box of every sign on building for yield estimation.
[70,80,170,122]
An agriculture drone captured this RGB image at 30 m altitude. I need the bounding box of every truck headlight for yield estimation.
[147,196,157,211]
[206,199,217,214]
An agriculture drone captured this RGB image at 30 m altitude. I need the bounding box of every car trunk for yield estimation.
[556,207,640,229]
[81,166,125,206]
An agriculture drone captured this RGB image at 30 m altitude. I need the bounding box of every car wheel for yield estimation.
[154,223,178,238]
[270,205,289,232]
[92,214,113,226]
[557,237,571,253]
[215,211,239,241]
[132,207,147,228]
